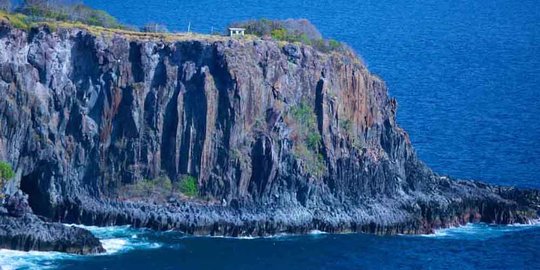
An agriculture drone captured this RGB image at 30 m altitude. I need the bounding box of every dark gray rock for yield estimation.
[0,22,537,243]
[4,190,32,217]
[0,212,105,254]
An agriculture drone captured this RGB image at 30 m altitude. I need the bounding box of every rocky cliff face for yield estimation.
[0,23,538,239]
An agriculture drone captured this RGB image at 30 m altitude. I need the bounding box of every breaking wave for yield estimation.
[418,220,540,240]
[0,225,161,270]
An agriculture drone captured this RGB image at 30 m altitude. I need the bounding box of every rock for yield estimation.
[0,213,105,254]
[0,23,537,241]
[167,196,178,204]
[4,190,32,217]
[282,43,301,62]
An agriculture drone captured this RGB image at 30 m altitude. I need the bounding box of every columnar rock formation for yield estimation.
[0,23,538,249]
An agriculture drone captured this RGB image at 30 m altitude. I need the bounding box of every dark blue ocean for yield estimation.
[1,0,539,269]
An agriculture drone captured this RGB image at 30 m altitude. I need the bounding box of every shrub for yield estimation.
[71,4,123,28]
[19,0,69,21]
[291,102,318,131]
[270,28,287,41]
[294,144,325,177]
[17,0,125,29]
[0,161,14,181]
[0,11,30,30]
[328,39,342,50]
[306,132,322,150]
[177,175,198,197]
[122,175,172,198]
[0,161,14,195]
[310,38,344,53]
[132,179,155,196]
[155,175,172,191]
[229,18,280,37]
[228,18,343,52]
[289,102,326,176]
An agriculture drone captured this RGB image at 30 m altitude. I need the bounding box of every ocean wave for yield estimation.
[0,225,162,269]
[308,230,328,235]
[0,249,73,270]
[417,221,540,240]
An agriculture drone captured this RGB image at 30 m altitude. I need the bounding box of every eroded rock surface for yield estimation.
[0,190,104,254]
[0,23,538,241]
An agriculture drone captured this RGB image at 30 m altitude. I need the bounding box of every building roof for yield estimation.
[228,27,246,31]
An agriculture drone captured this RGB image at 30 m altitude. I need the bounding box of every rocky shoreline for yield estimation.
[51,179,539,237]
[0,23,538,253]
[0,179,538,254]
[0,192,104,254]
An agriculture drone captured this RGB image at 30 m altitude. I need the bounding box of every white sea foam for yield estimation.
[0,248,73,270]
[308,230,328,235]
[0,225,161,269]
[101,238,129,254]
[508,218,540,227]
[417,222,540,240]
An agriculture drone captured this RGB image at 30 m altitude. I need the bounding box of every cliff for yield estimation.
[0,23,538,248]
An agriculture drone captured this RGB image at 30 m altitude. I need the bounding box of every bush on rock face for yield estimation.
[0,161,14,197]
[177,175,198,197]
[287,102,326,177]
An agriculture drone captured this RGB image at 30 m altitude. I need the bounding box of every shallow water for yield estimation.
[2,0,539,269]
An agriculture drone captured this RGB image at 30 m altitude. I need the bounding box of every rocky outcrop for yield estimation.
[0,22,538,243]
[0,213,105,254]
[0,190,104,254]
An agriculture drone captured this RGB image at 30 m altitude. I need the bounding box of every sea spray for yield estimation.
[417,222,540,240]
[0,225,162,269]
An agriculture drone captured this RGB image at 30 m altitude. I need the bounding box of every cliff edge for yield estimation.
[0,23,538,247]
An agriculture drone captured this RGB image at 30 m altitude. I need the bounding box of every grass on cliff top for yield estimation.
[0,10,232,42]
[1,11,354,56]
[0,10,30,30]
[0,11,257,42]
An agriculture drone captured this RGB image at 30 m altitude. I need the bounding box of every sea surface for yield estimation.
[2,0,540,269]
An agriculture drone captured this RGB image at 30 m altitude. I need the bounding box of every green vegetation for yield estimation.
[0,10,30,30]
[0,3,225,43]
[18,0,125,29]
[127,175,173,197]
[119,174,199,200]
[0,161,14,180]
[290,102,322,151]
[0,0,126,31]
[0,161,14,196]
[1,2,347,53]
[177,175,198,197]
[229,18,345,52]
[289,102,326,177]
